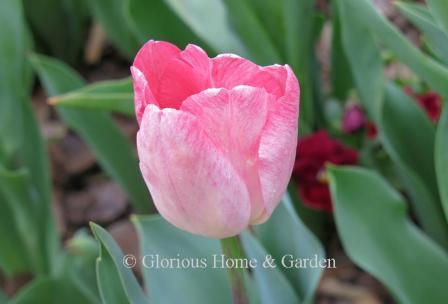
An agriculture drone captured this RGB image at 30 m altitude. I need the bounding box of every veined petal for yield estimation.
[247,65,287,98]
[181,86,270,222]
[131,66,156,124]
[211,54,259,88]
[211,55,287,98]
[256,65,300,224]
[137,105,251,238]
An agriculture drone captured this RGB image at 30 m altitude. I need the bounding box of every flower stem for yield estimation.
[220,235,249,304]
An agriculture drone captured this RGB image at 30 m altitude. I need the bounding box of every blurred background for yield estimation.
[1,0,446,303]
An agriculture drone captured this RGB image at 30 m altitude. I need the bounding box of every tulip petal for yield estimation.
[211,55,287,98]
[131,66,156,124]
[256,65,300,223]
[247,65,287,99]
[157,44,212,109]
[132,41,180,122]
[133,40,180,100]
[181,86,271,222]
[137,105,251,238]
[211,54,259,88]
[132,41,212,110]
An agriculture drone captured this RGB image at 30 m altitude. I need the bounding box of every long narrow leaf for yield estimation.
[337,0,384,120]
[241,231,299,304]
[30,54,154,214]
[24,0,88,63]
[127,0,206,50]
[255,195,324,303]
[396,2,448,64]
[90,223,147,304]
[0,0,57,276]
[427,0,448,37]
[89,0,140,58]
[224,0,281,64]
[50,78,134,115]
[435,106,448,222]
[283,0,316,132]
[164,0,247,55]
[379,83,448,247]
[341,0,448,98]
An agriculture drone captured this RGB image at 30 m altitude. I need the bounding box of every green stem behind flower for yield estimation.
[220,235,249,304]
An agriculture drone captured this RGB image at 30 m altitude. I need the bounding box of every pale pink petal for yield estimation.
[211,55,287,98]
[181,86,271,222]
[255,65,300,224]
[211,54,259,88]
[247,65,287,98]
[131,66,157,124]
[137,105,251,238]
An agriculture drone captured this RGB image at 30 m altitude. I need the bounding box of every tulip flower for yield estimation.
[131,40,300,238]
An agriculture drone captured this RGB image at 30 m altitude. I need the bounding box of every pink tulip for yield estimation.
[132,40,300,238]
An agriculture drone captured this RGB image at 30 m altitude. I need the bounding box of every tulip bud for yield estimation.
[132,41,300,238]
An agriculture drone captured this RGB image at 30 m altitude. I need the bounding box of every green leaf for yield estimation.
[435,106,448,223]
[0,0,50,185]
[396,2,448,64]
[90,223,147,304]
[9,277,95,304]
[330,1,353,101]
[379,83,448,247]
[282,0,316,131]
[61,230,101,303]
[0,190,30,275]
[133,215,232,304]
[50,78,134,116]
[328,166,448,304]
[127,0,206,49]
[30,54,154,214]
[0,167,58,275]
[255,195,324,304]
[0,0,32,156]
[246,0,286,58]
[163,0,247,55]
[341,0,448,98]
[240,232,299,304]
[0,2,57,277]
[23,0,88,63]
[89,0,140,58]
[224,0,281,65]
[427,0,448,37]
[337,0,384,119]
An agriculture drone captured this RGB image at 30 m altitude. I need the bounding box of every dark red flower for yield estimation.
[292,131,358,212]
[404,87,442,122]
[366,122,378,139]
[342,104,366,134]
[416,92,441,122]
